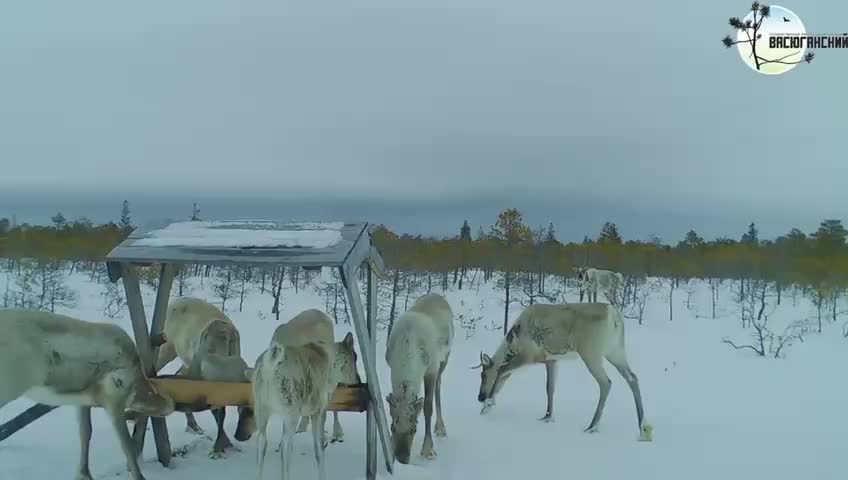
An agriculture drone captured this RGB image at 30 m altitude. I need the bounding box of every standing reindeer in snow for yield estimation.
[286,331,362,448]
[575,266,624,305]
[473,302,652,441]
[153,297,256,458]
[0,308,176,480]
[246,308,338,480]
[384,293,454,464]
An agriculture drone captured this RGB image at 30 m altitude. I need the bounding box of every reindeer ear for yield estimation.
[343,332,354,348]
[481,353,493,367]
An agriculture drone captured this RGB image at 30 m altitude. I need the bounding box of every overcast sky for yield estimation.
[2,1,846,235]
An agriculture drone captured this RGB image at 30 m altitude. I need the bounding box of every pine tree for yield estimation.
[119,200,133,234]
[811,219,847,253]
[741,222,759,245]
[544,222,557,244]
[598,221,622,245]
[51,212,67,229]
[678,229,704,248]
[460,220,472,241]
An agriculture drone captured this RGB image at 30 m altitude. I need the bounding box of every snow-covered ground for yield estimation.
[2,270,848,480]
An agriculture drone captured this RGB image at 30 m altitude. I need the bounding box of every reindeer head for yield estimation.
[109,368,175,417]
[574,266,587,283]
[385,387,424,464]
[333,332,362,386]
[198,320,240,356]
[472,352,511,409]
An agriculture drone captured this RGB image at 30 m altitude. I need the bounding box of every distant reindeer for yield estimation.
[246,308,337,480]
[153,297,256,458]
[473,302,652,441]
[385,293,455,464]
[289,331,362,447]
[0,308,176,480]
[575,267,624,304]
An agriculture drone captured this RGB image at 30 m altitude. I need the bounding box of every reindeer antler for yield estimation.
[470,351,488,369]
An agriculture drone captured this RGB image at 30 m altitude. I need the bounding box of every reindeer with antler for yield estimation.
[472,302,652,441]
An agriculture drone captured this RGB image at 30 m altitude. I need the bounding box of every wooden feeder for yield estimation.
[104,220,393,479]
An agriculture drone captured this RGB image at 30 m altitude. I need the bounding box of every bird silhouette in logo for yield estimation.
[783,16,790,22]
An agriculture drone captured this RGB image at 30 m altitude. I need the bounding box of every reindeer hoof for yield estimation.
[421,448,437,460]
[75,472,93,480]
[208,450,225,459]
[435,427,447,438]
[538,414,555,423]
[584,425,600,434]
[186,426,205,435]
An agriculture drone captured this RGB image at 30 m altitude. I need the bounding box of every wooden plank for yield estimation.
[0,404,57,443]
[340,265,395,473]
[148,264,176,467]
[366,264,378,480]
[120,263,152,458]
[149,378,369,412]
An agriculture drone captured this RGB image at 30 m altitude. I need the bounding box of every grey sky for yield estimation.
[1,1,846,228]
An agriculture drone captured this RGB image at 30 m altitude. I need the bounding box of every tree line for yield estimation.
[2,205,848,293]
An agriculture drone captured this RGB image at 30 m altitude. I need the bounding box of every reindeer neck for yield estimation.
[390,366,424,401]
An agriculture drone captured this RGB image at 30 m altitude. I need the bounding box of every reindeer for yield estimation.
[384,293,454,464]
[575,266,624,304]
[153,297,256,458]
[0,308,176,480]
[291,331,362,446]
[473,302,652,441]
[246,308,337,480]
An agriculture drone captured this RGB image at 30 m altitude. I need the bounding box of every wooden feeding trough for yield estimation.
[104,220,393,480]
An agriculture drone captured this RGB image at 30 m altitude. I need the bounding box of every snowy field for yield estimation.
[2,269,848,480]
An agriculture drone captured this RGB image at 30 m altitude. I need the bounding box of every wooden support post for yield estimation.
[120,263,176,467]
[366,263,378,479]
[340,265,394,477]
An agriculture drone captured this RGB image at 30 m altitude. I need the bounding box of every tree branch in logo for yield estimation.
[721,2,814,71]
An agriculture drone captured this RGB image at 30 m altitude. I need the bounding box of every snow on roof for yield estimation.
[132,220,345,249]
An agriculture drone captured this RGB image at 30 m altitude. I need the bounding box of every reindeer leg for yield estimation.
[174,364,206,435]
[606,351,645,433]
[105,403,147,480]
[310,411,328,480]
[255,408,269,480]
[280,416,297,480]
[76,407,93,480]
[420,370,438,459]
[331,411,344,443]
[296,415,310,433]
[578,350,611,433]
[209,407,237,458]
[539,360,557,423]
[434,355,449,437]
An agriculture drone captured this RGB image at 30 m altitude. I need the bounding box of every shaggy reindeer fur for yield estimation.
[153,297,255,457]
[291,331,362,446]
[247,309,337,480]
[0,308,175,480]
[384,293,454,464]
[575,267,624,303]
[475,302,651,441]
